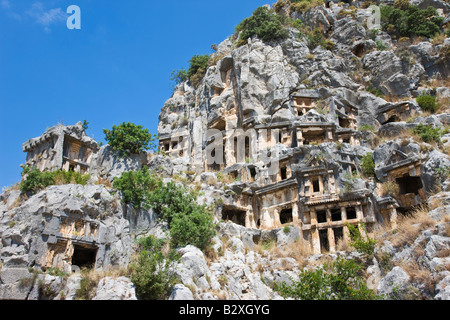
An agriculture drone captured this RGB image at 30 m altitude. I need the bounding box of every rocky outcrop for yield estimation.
[1,1,450,300]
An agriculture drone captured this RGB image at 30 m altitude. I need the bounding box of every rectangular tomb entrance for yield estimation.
[222,206,247,227]
[71,244,98,269]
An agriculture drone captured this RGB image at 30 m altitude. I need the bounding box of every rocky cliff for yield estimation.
[1,0,450,300]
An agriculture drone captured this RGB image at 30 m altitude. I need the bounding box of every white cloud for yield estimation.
[1,0,10,9]
[27,2,66,30]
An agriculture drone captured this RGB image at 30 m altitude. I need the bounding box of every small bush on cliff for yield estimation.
[103,122,157,156]
[188,54,210,88]
[234,6,289,47]
[360,153,375,178]
[128,235,180,300]
[274,256,380,300]
[114,169,216,250]
[169,68,188,86]
[20,167,90,194]
[416,94,438,113]
[112,166,158,209]
[147,181,216,250]
[347,223,377,258]
[413,124,442,143]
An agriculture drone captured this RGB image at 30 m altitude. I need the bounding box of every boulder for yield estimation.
[169,284,194,300]
[147,155,173,177]
[377,266,411,296]
[92,277,137,300]
[435,274,450,300]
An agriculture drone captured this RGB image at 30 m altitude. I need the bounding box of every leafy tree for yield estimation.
[113,170,216,250]
[347,223,377,258]
[234,6,289,47]
[147,181,216,250]
[169,204,217,250]
[112,166,158,209]
[128,236,180,300]
[169,69,188,85]
[82,120,89,131]
[103,122,157,156]
[147,181,196,225]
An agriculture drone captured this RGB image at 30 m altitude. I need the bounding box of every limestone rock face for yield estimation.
[89,145,148,181]
[377,266,411,296]
[93,277,137,300]
[2,1,450,301]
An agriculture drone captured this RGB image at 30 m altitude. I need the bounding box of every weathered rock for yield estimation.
[377,266,411,297]
[89,145,148,181]
[92,277,137,300]
[169,284,194,300]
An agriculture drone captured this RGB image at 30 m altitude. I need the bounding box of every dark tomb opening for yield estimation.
[333,227,344,243]
[72,245,98,269]
[281,166,287,180]
[222,207,246,226]
[331,208,342,221]
[312,178,320,193]
[396,175,423,195]
[317,210,327,223]
[319,229,330,253]
[346,207,357,220]
[280,208,293,224]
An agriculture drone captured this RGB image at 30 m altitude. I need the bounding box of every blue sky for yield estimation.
[0,0,267,189]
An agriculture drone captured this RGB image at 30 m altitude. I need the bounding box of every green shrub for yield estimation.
[187,55,210,88]
[360,153,375,177]
[366,86,384,97]
[20,167,91,194]
[413,124,442,143]
[394,0,411,10]
[375,40,387,51]
[234,6,289,47]
[170,69,188,85]
[416,94,438,113]
[128,236,180,300]
[147,181,196,224]
[20,166,54,193]
[380,5,443,39]
[147,181,216,250]
[274,256,380,300]
[358,124,376,132]
[112,166,158,209]
[169,204,216,250]
[347,223,377,258]
[103,122,157,156]
[114,170,216,250]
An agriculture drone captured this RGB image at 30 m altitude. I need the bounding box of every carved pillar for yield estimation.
[328,227,336,253]
[261,208,270,229]
[273,208,281,228]
[297,130,303,146]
